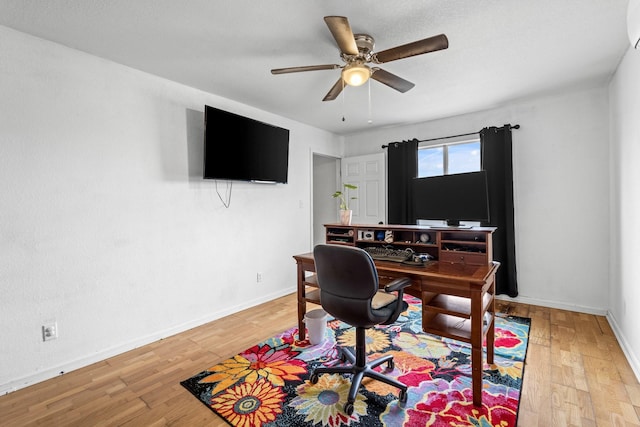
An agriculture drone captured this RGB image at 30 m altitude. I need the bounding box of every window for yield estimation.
[418,139,481,178]
[416,138,483,227]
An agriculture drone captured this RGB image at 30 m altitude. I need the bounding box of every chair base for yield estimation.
[309,327,408,415]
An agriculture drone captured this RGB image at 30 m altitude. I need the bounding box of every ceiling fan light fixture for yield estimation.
[342,61,371,86]
[271,16,448,101]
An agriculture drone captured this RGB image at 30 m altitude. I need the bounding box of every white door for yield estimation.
[340,153,386,225]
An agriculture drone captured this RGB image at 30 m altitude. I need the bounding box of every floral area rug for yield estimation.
[180,295,530,426]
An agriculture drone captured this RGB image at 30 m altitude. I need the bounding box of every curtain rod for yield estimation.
[381,124,520,149]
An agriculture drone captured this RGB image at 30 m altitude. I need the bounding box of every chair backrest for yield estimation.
[313,244,384,328]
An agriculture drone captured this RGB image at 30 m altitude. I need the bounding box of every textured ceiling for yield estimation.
[0,0,631,135]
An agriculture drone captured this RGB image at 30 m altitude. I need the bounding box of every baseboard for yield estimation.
[495,294,607,316]
[1,287,296,396]
[605,312,640,383]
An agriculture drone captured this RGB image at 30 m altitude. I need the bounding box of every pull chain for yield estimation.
[367,78,372,124]
[341,79,346,122]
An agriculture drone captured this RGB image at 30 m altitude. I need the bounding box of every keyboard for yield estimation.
[363,246,414,263]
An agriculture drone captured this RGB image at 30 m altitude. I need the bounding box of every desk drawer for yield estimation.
[439,251,486,266]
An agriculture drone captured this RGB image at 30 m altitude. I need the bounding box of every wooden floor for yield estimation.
[1,293,639,426]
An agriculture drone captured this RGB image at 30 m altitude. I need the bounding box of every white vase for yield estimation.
[339,209,352,225]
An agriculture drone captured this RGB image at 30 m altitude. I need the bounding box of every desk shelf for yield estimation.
[422,312,494,343]
[423,313,473,342]
[326,223,494,265]
[326,226,356,245]
[422,293,494,343]
[302,274,321,304]
[439,231,492,266]
[305,289,321,305]
[425,293,493,319]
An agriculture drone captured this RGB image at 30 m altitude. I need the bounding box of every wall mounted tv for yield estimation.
[203,105,290,183]
[412,171,490,226]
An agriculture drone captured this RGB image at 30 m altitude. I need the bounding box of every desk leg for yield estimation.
[486,277,496,365]
[470,288,483,407]
[296,263,307,342]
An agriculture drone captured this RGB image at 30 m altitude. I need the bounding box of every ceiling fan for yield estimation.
[271,16,449,101]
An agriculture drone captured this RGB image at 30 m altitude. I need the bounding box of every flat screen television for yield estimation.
[412,171,490,226]
[203,105,290,183]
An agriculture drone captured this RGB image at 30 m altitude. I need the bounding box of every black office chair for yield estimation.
[310,244,412,415]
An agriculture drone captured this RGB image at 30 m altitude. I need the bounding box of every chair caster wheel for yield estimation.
[344,402,354,415]
[386,359,395,370]
[310,373,319,384]
[398,389,408,407]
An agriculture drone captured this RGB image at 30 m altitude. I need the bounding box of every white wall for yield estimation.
[608,47,640,379]
[344,86,611,315]
[0,25,342,393]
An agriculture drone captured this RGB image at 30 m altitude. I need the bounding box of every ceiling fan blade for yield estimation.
[370,68,415,93]
[324,16,358,56]
[374,34,449,63]
[271,64,340,74]
[322,78,345,101]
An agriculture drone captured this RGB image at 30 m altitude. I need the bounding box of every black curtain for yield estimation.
[387,139,418,224]
[481,125,518,297]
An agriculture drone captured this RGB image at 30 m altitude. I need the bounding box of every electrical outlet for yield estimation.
[42,322,58,341]
[257,272,263,283]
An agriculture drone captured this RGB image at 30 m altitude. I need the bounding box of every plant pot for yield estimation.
[339,209,352,225]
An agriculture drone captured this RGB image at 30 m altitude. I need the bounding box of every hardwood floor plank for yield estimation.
[1,292,639,426]
[520,338,554,426]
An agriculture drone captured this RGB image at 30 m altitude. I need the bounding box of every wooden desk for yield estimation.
[293,252,499,407]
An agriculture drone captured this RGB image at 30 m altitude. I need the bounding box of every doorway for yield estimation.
[312,152,387,248]
[312,153,340,248]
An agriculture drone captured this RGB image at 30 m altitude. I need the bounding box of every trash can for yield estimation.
[304,309,328,345]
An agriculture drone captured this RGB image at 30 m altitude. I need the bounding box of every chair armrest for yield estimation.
[380,277,412,326]
[384,277,411,293]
